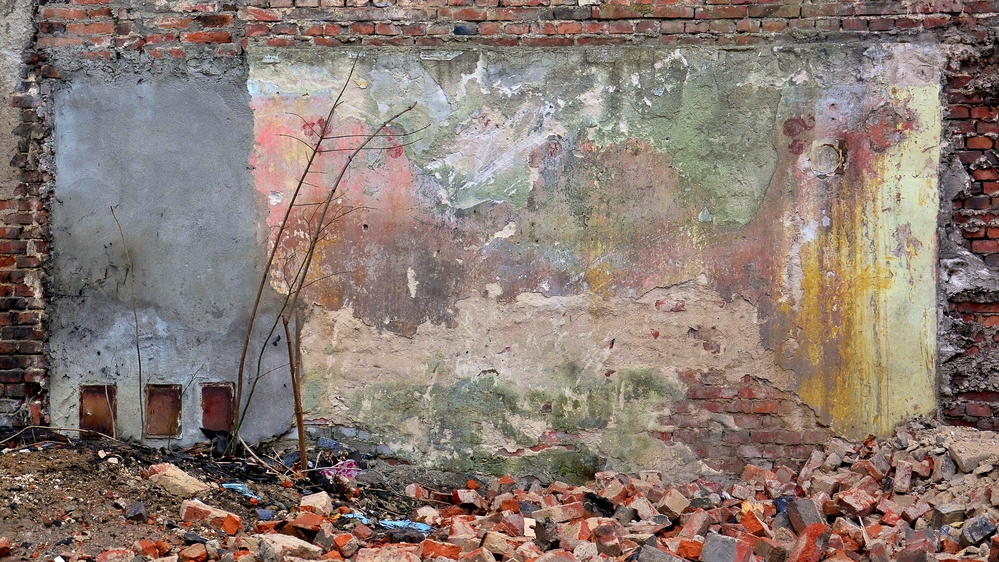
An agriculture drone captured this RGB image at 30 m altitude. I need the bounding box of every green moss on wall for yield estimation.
[350,365,682,480]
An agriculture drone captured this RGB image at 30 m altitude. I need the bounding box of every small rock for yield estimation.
[178,544,207,562]
[124,501,148,523]
[300,492,334,516]
[146,464,211,498]
[253,534,322,562]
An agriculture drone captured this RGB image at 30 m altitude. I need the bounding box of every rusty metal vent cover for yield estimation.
[144,384,182,438]
[201,383,234,433]
[79,384,117,439]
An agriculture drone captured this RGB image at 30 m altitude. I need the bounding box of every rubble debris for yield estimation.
[208,418,999,562]
[7,416,999,562]
[146,463,212,497]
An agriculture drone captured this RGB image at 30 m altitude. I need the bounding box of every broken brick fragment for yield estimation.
[701,532,752,562]
[419,540,460,560]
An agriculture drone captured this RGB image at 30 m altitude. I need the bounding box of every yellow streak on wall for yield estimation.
[796,84,939,440]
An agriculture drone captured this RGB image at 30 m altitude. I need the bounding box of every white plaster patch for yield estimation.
[269,191,283,205]
[492,222,517,240]
[485,283,503,298]
[801,219,817,242]
[407,267,419,298]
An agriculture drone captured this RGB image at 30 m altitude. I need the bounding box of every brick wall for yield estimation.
[941,42,999,430]
[9,0,999,466]
[664,372,832,474]
[2,50,49,428]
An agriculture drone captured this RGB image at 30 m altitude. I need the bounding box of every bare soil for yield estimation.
[0,429,467,562]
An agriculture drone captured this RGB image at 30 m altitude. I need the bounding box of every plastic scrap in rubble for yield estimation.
[378,520,433,534]
[222,482,261,500]
[342,513,370,525]
[320,459,360,480]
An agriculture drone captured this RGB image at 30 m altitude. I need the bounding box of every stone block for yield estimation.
[657,489,689,520]
[787,499,822,534]
[253,534,323,562]
[960,514,996,546]
[932,503,965,529]
[300,492,334,516]
[700,533,752,562]
[635,545,686,562]
[147,463,211,497]
[754,537,789,562]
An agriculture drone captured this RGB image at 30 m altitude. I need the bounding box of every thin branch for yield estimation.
[0,426,119,447]
[232,58,358,448]
[238,103,417,439]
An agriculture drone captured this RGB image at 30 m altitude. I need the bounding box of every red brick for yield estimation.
[972,106,999,120]
[972,240,999,253]
[787,523,831,562]
[350,22,374,34]
[594,4,647,19]
[842,18,867,30]
[949,107,972,120]
[419,540,460,560]
[151,16,194,29]
[761,18,788,32]
[652,5,694,18]
[196,14,233,27]
[608,21,634,33]
[968,136,995,149]
[41,6,88,18]
[246,23,269,36]
[967,403,993,416]
[67,21,115,35]
[478,21,502,34]
[180,31,231,43]
[696,5,747,18]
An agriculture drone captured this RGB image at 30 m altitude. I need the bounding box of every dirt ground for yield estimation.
[0,429,469,561]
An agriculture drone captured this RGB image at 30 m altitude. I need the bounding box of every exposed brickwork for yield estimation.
[9,0,999,458]
[3,50,51,428]
[661,372,832,474]
[940,39,999,430]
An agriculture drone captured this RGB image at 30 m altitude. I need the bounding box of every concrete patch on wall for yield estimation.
[49,71,292,445]
[247,44,942,477]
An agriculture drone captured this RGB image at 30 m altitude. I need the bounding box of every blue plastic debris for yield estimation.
[343,513,371,525]
[222,483,261,500]
[256,509,275,521]
[379,520,433,534]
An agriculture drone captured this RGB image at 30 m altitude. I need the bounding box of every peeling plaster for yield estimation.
[245,45,942,472]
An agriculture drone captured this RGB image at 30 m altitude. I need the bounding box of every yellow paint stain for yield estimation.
[787,85,939,440]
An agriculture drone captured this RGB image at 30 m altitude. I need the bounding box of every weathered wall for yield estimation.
[4,0,998,480]
[47,70,295,444]
[247,44,939,479]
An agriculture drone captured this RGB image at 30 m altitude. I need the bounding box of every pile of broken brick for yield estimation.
[14,418,999,562]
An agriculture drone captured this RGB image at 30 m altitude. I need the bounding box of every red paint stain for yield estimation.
[782,115,815,137]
